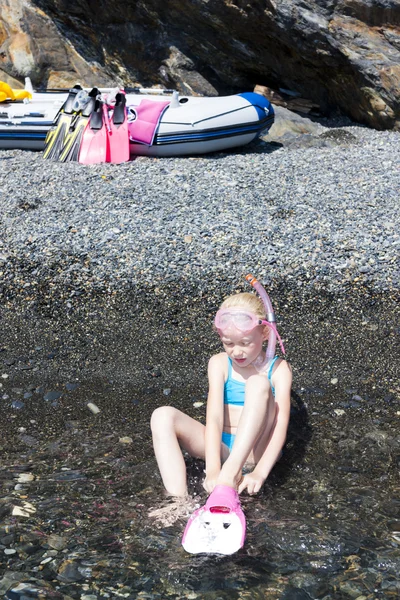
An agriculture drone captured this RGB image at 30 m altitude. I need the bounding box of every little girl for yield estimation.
[151,275,292,497]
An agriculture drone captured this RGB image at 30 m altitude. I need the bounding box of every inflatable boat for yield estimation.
[0,82,274,156]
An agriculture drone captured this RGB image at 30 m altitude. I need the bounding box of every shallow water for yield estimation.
[0,284,399,599]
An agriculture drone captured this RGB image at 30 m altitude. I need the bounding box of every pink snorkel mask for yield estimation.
[215,274,286,372]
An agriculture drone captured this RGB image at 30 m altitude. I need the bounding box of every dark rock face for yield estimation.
[0,0,399,129]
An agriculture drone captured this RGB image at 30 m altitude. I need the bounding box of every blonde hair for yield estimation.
[219,292,265,320]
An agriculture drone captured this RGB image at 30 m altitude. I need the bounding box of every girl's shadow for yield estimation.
[268,389,312,486]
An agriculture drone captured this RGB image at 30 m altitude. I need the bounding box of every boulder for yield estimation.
[0,0,399,129]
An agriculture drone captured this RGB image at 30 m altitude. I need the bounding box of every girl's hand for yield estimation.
[238,470,266,495]
[203,471,220,494]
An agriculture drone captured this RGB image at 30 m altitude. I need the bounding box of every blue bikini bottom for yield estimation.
[222,431,284,462]
[222,431,235,452]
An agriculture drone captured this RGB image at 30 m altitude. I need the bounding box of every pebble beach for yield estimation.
[0,116,399,301]
[0,115,399,599]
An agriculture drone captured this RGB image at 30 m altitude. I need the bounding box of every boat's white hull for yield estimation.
[0,91,66,150]
[0,90,274,156]
[130,132,259,157]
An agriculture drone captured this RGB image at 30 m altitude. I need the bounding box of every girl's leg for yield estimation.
[217,374,275,488]
[151,406,206,496]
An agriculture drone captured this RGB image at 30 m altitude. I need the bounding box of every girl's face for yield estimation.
[220,325,268,368]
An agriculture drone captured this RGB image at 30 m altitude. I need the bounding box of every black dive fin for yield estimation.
[58,88,100,163]
[43,85,83,160]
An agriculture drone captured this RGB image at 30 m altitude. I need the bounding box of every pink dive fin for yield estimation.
[78,99,108,165]
[107,93,130,164]
[182,485,246,555]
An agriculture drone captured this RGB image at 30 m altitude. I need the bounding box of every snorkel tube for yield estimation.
[245,274,285,372]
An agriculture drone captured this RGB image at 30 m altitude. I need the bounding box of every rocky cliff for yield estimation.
[0,0,399,129]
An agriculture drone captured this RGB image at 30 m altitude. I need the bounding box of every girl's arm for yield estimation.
[239,361,292,494]
[203,354,225,492]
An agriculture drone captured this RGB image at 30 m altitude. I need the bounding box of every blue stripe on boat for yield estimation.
[150,114,274,146]
[0,132,47,140]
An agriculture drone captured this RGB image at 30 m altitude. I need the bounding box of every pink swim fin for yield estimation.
[107,93,130,164]
[182,485,246,555]
[78,99,108,165]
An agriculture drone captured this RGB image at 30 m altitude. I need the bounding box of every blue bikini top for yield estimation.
[223,356,278,406]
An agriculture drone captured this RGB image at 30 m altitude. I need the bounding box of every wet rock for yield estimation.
[150,368,162,378]
[365,429,389,443]
[43,391,63,402]
[65,382,79,391]
[12,502,36,517]
[47,534,69,551]
[18,434,39,447]
[4,358,16,366]
[16,473,35,483]
[339,579,368,598]
[119,436,133,444]
[11,400,24,409]
[57,559,90,583]
[0,573,26,596]
[7,580,68,599]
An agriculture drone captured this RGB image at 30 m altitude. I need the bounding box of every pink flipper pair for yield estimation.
[79,93,130,165]
[182,485,246,555]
